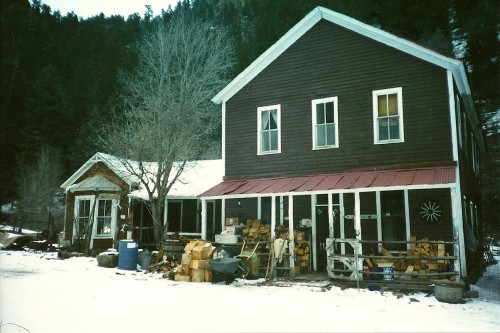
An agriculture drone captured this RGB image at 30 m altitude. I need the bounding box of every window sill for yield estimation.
[257,151,281,156]
[313,145,338,150]
[374,139,404,145]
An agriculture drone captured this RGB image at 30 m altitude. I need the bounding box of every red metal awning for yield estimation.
[200,166,456,197]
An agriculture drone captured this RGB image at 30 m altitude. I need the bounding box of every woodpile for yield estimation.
[146,251,179,278]
[294,239,311,274]
[368,236,452,280]
[242,219,272,242]
[174,240,214,282]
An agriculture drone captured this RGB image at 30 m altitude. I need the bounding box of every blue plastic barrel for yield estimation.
[118,240,138,270]
[383,267,394,281]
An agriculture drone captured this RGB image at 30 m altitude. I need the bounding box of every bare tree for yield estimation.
[17,146,63,232]
[101,12,234,247]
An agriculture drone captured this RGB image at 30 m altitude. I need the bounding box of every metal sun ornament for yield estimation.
[419,201,442,223]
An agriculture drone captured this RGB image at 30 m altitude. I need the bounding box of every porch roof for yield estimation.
[68,176,121,193]
[199,166,456,198]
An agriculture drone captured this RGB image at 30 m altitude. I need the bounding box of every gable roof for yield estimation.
[69,175,122,193]
[212,6,483,151]
[213,6,469,104]
[60,152,139,190]
[61,152,224,199]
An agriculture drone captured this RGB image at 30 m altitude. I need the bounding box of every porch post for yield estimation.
[339,193,345,254]
[311,194,317,271]
[328,193,334,238]
[288,195,295,277]
[451,187,466,278]
[404,189,411,251]
[279,196,284,225]
[354,191,362,278]
[201,198,207,240]
[271,195,276,239]
[221,198,226,231]
[376,191,382,252]
[257,196,262,220]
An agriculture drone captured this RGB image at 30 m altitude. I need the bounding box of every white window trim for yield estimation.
[312,96,339,150]
[257,104,281,155]
[92,198,117,239]
[372,87,404,144]
[74,195,94,239]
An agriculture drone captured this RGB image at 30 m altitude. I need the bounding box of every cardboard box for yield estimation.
[215,234,239,244]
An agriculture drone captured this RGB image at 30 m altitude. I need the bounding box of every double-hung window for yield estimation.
[96,199,113,236]
[75,196,92,238]
[373,87,404,144]
[257,105,281,155]
[312,97,338,149]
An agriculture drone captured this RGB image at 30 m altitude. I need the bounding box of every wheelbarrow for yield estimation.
[208,257,242,284]
[235,240,260,279]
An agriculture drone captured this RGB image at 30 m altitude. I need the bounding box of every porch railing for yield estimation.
[326,238,459,285]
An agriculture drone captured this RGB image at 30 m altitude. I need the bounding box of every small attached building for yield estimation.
[61,152,223,252]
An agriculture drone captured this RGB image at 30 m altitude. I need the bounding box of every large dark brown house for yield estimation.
[200,7,485,282]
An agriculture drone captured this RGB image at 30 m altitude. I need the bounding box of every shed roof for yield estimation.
[200,166,455,198]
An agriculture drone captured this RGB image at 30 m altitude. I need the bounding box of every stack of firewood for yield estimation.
[242,219,273,242]
[368,236,451,279]
[175,240,214,282]
[294,238,311,274]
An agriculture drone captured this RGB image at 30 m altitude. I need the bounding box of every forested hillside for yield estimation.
[1,0,498,208]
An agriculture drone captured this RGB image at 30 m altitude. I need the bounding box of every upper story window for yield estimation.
[373,87,404,144]
[312,97,339,149]
[257,105,281,155]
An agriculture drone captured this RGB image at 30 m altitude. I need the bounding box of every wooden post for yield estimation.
[376,191,382,252]
[220,198,226,232]
[404,189,411,251]
[340,193,345,255]
[271,195,276,239]
[201,199,207,240]
[311,194,317,272]
[288,195,295,277]
[354,191,362,281]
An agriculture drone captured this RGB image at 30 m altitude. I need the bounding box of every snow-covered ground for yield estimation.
[0,250,498,333]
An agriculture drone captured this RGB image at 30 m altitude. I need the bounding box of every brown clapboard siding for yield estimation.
[225,20,453,180]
